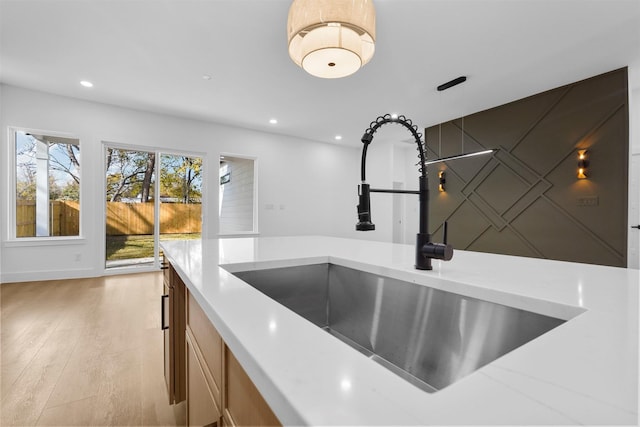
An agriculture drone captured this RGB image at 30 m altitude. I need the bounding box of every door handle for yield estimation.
[632,225,640,229]
[161,294,169,330]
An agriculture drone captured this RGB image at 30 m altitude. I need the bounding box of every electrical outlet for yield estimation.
[577,196,599,207]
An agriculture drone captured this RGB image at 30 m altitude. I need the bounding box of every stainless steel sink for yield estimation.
[229,263,565,392]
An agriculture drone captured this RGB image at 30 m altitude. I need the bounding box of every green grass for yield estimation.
[106,233,201,260]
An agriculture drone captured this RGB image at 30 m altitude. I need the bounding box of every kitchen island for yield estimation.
[161,236,638,425]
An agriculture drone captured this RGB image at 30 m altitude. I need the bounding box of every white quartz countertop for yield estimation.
[161,236,638,425]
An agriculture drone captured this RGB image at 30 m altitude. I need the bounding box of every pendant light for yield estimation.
[287,0,376,79]
[428,76,496,166]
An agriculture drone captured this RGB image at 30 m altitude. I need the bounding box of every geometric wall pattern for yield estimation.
[426,68,629,267]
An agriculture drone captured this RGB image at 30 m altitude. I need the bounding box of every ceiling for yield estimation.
[1,0,639,148]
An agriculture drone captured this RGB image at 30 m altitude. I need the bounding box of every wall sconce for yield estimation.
[438,170,446,192]
[577,150,589,179]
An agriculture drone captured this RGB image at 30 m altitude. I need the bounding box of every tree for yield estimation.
[48,175,63,200]
[106,148,156,202]
[49,142,80,185]
[61,181,80,200]
[160,155,202,203]
[16,178,35,201]
[16,136,37,201]
[140,153,156,202]
[15,135,81,202]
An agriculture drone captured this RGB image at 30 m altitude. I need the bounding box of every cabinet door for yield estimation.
[162,253,171,283]
[173,269,187,403]
[164,281,175,403]
[187,333,220,427]
[163,263,186,405]
[187,292,223,408]
[162,256,171,400]
[224,348,280,427]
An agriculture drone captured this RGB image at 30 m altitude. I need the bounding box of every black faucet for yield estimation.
[356,114,453,270]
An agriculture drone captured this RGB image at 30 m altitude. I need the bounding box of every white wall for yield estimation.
[5,67,635,283]
[0,84,369,282]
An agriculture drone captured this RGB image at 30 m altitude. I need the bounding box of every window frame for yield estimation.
[101,140,208,273]
[6,126,84,244]
[218,152,259,237]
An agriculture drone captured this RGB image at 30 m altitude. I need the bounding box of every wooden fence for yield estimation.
[107,202,201,235]
[16,201,201,236]
[17,200,80,237]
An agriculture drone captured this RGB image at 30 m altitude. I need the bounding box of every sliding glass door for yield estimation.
[159,154,202,245]
[105,146,203,270]
[105,147,157,268]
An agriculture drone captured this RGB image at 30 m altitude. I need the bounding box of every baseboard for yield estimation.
[0,267,99,284]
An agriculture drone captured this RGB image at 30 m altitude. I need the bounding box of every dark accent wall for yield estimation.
[426,68,629,267]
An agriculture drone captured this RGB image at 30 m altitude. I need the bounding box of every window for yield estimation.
[219,155,257,234]
[13,130,80,238]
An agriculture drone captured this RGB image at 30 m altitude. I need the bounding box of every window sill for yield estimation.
[4,237,87,247]
[218,232,260,239]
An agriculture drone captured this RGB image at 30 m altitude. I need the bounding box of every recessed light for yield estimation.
[202,74,212,80]
[80,80,93,88]
[335,135,342,140]
[269,118,278,124]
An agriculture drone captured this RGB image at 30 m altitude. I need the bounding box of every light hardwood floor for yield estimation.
[1,272,182,426]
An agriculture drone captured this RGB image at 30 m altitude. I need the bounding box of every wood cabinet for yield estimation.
[163,256,186,404]
[163,269,171,400]
[184,287,281,427]
[186,331,220,426]
[186,291,223,426]
[223,348,280,427]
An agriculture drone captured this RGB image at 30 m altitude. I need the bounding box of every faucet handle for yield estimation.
[443,221,448,245]
[356,184,375,231]
[422,242,454,261]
